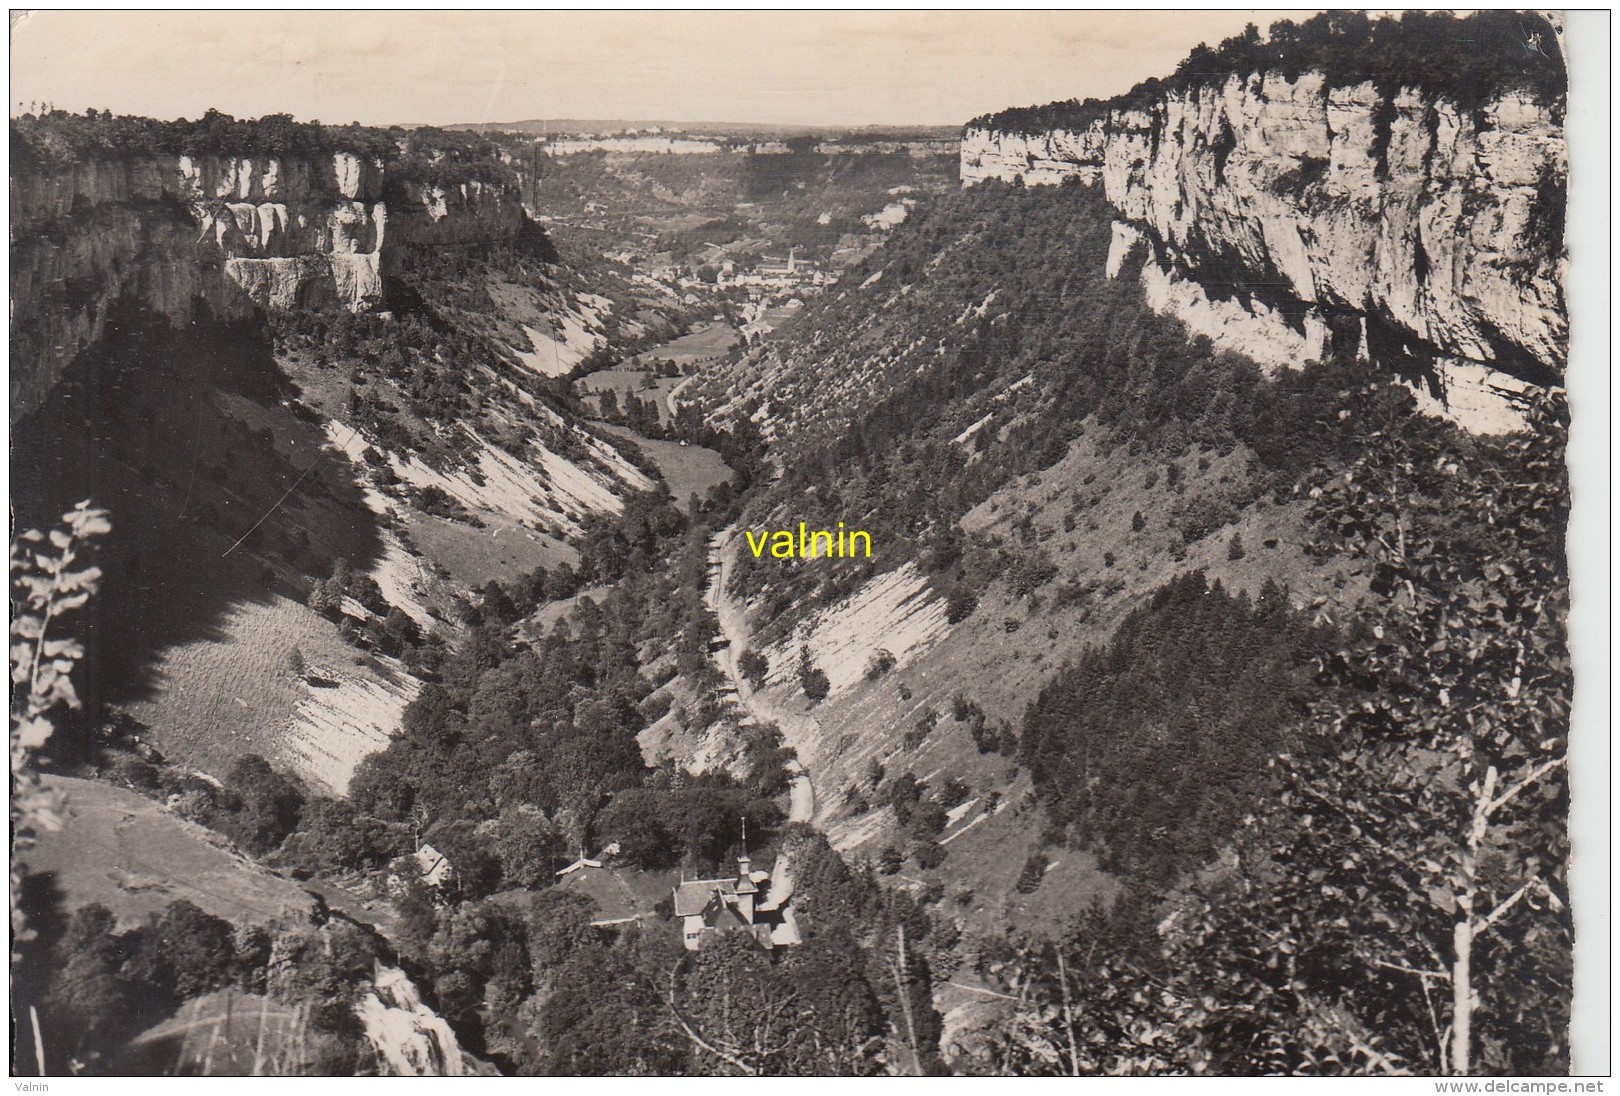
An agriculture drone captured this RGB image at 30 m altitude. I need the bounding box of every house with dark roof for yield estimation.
[672,852,794,951]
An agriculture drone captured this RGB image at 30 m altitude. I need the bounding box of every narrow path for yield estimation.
[704,525,817,825]
[784,759,813,825]
[700,526,813,948]
[944,981,1022,1003]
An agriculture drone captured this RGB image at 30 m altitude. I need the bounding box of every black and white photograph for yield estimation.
[7,7,1606,1081]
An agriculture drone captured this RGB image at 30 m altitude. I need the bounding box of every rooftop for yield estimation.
[673,877,738,917]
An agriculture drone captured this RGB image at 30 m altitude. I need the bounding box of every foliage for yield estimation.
[11,501,110,952]
[1015,852,1048,894]
[797,646,830,703]
[666,932,885,1074]
[336,514,799,906]
[384,126,518,192]
[378,836,941,1078]
[725,181,1415,630]
[489,806,567,890]
[526,934,684,1075]
[214,754,306,854]
[8,108,520,180]
[1022,569,1332,881]
[595,779,783,872]
[738,648,770,689]
[425,897,533,1046]
[783,828,944,1070]
[964,903,1196,1075]
[10,501,109,760]
[1219,387,1572,1074]
[35,898,379,1073]
[978,392,1570,1076]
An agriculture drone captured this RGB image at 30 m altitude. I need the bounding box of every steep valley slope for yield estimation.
[679,14,1570,1015]
[10,13,1572,1073]
[684,184,1371,948]
[10,116,687,795]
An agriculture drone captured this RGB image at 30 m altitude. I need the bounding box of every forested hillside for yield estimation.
[11,107,957,1074]
[11,10,1573,1079]
[686,110,1570,1074]
[693,181,1418,635]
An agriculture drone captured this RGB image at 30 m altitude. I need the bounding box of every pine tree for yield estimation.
[797,646,830,703]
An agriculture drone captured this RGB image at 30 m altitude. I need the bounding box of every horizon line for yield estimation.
[9,106,966,133]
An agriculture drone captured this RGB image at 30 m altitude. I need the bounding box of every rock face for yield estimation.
[962,72,1566,431]
[382,177,527,253]
[10,151,530,418]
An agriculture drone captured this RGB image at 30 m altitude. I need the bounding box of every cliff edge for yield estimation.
[960,11,1567,431]
[11,127,530,419]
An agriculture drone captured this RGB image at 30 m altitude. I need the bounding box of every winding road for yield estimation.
[704,525,817,825]
[703,527,816,947]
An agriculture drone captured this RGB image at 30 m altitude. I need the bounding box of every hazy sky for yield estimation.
[10,9,1317,128]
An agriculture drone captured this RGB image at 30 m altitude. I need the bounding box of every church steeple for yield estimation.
[735,816,757,894]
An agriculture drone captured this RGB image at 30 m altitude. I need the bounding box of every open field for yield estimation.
[405,510,577,589]
[555,863,679,923]
[595,423,731,511]
[282,653,420,795]
[629,321,738,368]
[492,863,681,926]
[19,775,317,931]
[112,590,308,772]
[113,588,416,794]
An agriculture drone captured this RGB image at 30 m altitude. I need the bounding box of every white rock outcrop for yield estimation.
[962,72,1566,431]
[11,151,528,418]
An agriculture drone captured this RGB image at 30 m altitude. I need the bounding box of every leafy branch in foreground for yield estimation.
[11,500,110,950]
[1159,391,1572,1075]
[978,391,1570,1077]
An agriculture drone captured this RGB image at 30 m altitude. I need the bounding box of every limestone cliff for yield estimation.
[10,151,529,417]
[962,71,1566,432]
[383,178,526,250]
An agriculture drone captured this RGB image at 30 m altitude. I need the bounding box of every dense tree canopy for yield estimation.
[1022,569,1333,882]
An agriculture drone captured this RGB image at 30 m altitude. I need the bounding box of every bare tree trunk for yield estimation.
[1450,916,1472,1075]
[29,1005,47,1075]
[251,998,270,1076]
[1449,805,1482,1074]
[1056,951,1081,1077]
[1450,764,1496,1075]
[1446,756,1561,1076]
